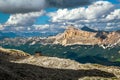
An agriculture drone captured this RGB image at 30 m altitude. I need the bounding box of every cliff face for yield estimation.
[52,26,120,46]
[103,32,120,45]
[0,48,120,80]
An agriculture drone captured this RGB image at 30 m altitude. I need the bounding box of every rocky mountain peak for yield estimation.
[66,26,79,31]
[52,26,120,47]
[53,26,101,45]
[81,26,97,32]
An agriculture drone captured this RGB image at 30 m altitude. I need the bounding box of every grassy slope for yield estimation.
[1,43,120,66]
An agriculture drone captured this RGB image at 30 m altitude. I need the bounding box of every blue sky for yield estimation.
[0,0,120,32]
[0,12,10,23]
[35,8,57,25]
[108,0,119,4]
[0,0,118,25]
[0,7,58,25]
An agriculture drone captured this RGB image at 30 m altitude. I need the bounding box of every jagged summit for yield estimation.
[81,26,97,32]
[65,25,97,32]
[66,26,79,31]
[52,26,120,47]
[53,26,102,45]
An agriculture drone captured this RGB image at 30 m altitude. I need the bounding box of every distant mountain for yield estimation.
[0,25,120,49]
[81,26,97,32]
[0,47,119,80]
[1,26,120,48]
[0,31,17,40]
[0,31,59,39]
[51,26,120,48]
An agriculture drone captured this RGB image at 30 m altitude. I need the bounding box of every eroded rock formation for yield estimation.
[52,26,120,47]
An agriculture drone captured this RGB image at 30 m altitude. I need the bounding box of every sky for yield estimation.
[0,0,120,33]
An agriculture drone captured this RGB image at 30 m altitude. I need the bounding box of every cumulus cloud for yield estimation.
[1,0,120,32]
[48,1,114,22]
[106,9,120,20]
[0,24,4,30]
[33,24,49,31]
[32,24,66,33]
[5,11,45,26]
[47,1,120,31]
[0,0,45,13]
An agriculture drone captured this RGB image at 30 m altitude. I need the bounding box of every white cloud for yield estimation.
[0,0,45,13]
[48,1,114,22]
[106,9,120,20]
[33,24,50,31]
[1,1,120,32]
[5,11,45,26]
[85,1,114,19]
[47,1,120,31]
[0,24,4,30]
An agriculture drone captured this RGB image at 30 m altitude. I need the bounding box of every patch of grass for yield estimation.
[115,58,120,62]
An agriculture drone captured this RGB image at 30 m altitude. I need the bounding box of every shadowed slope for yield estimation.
[0,60,116,80]
[0,47,119,79]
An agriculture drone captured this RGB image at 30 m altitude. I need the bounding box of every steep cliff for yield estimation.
[52,26,120,47]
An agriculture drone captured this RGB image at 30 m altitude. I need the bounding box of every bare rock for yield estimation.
[52,26,120,47]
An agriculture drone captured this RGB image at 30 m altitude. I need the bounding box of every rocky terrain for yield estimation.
[51,26,120,47]
[0,47,120,80]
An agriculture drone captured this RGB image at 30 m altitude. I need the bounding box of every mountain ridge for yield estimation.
[50,26,120,48]
[0,47,120,80]
[0,26,120,48]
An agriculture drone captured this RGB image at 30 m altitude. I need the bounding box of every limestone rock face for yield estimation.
[52,26,120,46]
[103,32,120,45]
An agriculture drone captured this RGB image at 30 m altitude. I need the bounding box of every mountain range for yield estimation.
[0,26,120,65]
[1,26,120,47]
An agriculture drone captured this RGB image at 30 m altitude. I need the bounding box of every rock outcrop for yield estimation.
[52,26,120,47]
[0,48,120,80]
[0,47,30,61]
